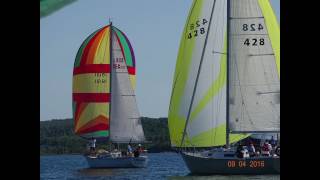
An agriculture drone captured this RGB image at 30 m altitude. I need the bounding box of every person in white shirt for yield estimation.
[267,141,273,155]
[248,143,256,157]
[89,138,96,153]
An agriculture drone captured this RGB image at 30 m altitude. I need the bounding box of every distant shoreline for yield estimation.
[40,117,171,155]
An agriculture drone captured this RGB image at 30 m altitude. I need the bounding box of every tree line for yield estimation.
[40,117,171,155]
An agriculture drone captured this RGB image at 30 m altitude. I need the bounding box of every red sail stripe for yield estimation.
[76,123,109,134]
[114,31,135,75]
[73,64,110,75]
[127,67,135,75]
[74,102,88,125]
[73,93,110,102]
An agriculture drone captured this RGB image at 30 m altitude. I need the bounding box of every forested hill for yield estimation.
[40,117,171,155]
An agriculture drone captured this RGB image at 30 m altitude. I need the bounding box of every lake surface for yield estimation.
[40,152,279,180]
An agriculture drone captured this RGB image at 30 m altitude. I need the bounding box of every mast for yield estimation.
[109,21,113,143]
[226,0,231,148]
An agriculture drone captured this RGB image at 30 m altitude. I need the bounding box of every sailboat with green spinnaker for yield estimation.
[168,0,280,174]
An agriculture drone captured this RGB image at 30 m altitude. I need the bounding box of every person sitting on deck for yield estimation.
[137,144,144,153]
[248,143,256,157]
[236,145,242,158]
[241,146,249,158]
[135,144,145,157]
[261,141,271,156]
[127,144,133,156]
[270,136,276,148]
[275,145,280,156]
[133,149,139,157]
[89,138,96,154]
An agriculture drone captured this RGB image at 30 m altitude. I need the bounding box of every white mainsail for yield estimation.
[228,0,280,132]
[110,30,145,143]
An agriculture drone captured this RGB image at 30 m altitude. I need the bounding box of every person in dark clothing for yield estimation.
[270,136,276,147]
[133,144,144,157]
[236,145,244,158]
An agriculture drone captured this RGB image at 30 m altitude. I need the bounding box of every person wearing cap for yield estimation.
[133,144,144,157]
[137,144,144,153]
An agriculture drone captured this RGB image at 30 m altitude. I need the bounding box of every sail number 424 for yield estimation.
[227,160,265,168]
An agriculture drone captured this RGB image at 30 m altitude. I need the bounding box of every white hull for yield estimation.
[85,155,148,168]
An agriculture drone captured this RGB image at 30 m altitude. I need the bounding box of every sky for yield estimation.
[40,0,280,121]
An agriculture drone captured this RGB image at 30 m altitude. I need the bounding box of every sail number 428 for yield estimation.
[244,38,264,46]
[242,23,265,46]
[187,18,208,39]
[242,23,264,31]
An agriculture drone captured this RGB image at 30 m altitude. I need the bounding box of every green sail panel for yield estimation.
[168,0,247,148]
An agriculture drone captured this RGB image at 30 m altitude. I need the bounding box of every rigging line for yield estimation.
[180,0,217,147]
[229,16,264,19]
[231,33,268,36]
[248,53,274,56]
[233,83,279,86]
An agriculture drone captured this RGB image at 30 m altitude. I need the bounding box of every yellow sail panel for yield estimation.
[168,0,205,147]
[75,103,109,132]
[129,75,136,90]
[184,124,248,147]
[258,0,280,76]
[73,73,110,93]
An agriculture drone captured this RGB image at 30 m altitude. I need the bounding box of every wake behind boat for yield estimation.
[168,0,280,175]
[72,22,148,168]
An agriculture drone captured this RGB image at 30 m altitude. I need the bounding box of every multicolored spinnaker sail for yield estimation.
[73,25,137,139]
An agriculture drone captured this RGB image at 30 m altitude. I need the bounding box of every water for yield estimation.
[40,153,279,180]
